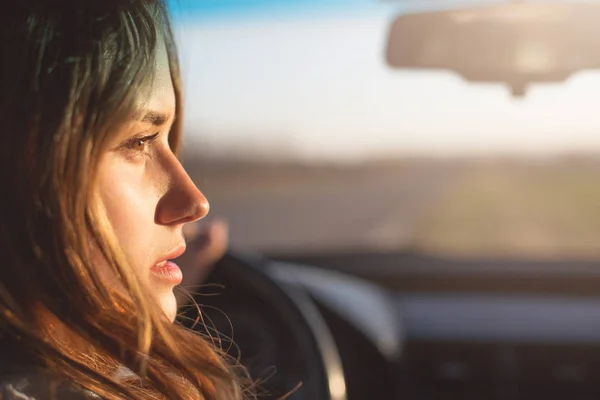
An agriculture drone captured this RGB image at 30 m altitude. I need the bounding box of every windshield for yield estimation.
[171,0,600,260]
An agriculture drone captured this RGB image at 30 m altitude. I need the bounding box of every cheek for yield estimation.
[98,157,161,281]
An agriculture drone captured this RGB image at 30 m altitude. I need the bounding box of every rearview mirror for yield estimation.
[386,3,600,96]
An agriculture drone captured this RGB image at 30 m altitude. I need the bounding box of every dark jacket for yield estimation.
[0,372,100,399]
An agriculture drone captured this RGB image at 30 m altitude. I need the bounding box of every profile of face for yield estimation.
[97,41,208,322]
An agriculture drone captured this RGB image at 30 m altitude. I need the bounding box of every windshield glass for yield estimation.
[171,0,600,260]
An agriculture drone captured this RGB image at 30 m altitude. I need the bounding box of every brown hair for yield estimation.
[0,1,246,398]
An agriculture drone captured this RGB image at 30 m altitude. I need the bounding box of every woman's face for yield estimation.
[97,42,208,322]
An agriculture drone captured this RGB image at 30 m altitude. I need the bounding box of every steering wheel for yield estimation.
[178,252,345,400]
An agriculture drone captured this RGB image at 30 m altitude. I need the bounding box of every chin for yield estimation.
[157,291,178,322]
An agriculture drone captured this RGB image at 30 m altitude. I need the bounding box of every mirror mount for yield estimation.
[510,81,527,98]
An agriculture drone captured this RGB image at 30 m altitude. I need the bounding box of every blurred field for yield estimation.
[183,159,404,197]
[411,159,600,260]
[184,155,600,260]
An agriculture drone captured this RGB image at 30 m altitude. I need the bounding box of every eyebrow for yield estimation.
[140,110,172,126]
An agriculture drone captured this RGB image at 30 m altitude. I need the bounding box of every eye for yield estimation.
[117,132,161,162]
[124,132,160,152]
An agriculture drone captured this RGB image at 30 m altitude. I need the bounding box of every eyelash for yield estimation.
[122,132,160,156]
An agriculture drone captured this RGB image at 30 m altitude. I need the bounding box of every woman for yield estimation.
[0,1,246,398]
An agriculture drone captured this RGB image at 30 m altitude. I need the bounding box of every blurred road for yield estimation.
[201,163,465,254]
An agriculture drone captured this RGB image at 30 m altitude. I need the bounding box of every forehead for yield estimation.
[138,39,175,117]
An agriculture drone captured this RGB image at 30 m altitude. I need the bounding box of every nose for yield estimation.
[155,155,209,226]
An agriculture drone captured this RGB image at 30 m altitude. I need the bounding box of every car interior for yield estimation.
[174,1,600,399]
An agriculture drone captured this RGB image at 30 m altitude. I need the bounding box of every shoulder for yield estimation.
[0,372,100,400]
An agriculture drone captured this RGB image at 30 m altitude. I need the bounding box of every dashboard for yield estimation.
[271,258,600,400]
[184,253,600,400]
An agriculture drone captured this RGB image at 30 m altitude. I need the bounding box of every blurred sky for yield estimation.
[168,0,600,161]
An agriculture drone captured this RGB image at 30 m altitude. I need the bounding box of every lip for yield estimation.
[150,261,183,284]
[150,244,186,285]
[157,244,186,263]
